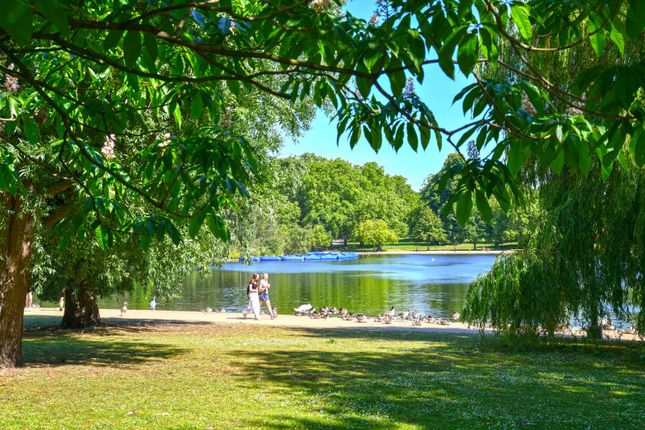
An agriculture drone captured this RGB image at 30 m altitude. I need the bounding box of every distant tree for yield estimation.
[354,220,398,252]
[462,212,488,251]
[409,206,446,250]
[308,225,333,251]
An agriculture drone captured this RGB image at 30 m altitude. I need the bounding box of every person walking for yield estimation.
[258,273,277,319]
[243,273,261,320]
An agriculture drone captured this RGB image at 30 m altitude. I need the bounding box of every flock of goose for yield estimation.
[293,304,461,326]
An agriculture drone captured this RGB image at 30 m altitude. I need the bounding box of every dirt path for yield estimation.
[25,308,642,341]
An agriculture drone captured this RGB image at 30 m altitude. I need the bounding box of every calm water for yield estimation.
[102,254,496,318]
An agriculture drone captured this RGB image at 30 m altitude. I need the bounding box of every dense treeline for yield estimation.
[237,152,522,254]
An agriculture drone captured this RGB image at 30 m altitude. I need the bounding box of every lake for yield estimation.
[103,254,497,317]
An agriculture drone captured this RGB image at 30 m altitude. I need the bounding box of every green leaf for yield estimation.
[576,140,592,176]
[511,4,533,41]
[103,30,123,51]
[95,225,109,250]
[389,68,406,95]
[587,18,606,57]
[0,0,33,45]
[190,93,203,120]
[227,79,240,96]
[609,22,625,55]
[173,103,182,128]
[438,27,467,80]
[34,0,69,34]
[123,31,142,67]
[456,191,473,225]
[633,128,645,166]
[457,35,479,76]
[507,142,523,176]
[406,122,418,151]
[356,75,372,99]
[626,0,645,39]
[23,116,40,145]
[368,124,382,152]
[419,125,431,150]
[143,32,158,63]
[188,210,206,238]
[550,148,565,174]
[475,190,492,221]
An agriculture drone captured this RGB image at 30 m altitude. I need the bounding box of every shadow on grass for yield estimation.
[21,316,200,367]
[230,327,645,429]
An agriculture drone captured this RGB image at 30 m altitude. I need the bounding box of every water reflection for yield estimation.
[98,254,496,318]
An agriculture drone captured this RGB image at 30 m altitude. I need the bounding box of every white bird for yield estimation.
[202,307,213,314]
[294,304,313,315]
[149,296,157,310]
[120,302,128,317]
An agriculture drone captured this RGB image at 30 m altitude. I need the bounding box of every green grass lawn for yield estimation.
[2,316,644,429]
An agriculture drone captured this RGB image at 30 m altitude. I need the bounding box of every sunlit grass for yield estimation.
[1,316,643,429]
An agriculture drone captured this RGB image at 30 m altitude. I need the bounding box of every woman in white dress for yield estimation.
[243,273,261,320]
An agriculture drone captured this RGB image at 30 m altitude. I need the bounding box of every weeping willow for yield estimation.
[463,160,645,339]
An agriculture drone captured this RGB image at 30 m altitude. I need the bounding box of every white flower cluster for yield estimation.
[309,0,331,13]
[219,106,233,129]
[4,64,20,92]
[101,133,116,159]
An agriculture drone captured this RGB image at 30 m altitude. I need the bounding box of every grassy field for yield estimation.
[1,316,644,430]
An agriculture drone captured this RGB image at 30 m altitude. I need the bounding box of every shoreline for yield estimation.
[25,308,642,341]
[228,249,511,262]
[356,249,510,255]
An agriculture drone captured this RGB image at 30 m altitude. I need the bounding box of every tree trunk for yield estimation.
[473,241,477,251]
[61,282,101,329]
[0,194,34,368]
[586,304,603,340]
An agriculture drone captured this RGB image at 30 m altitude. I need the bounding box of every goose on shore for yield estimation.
[451,312,461,321]
[217,307,226,313]
[120,302,128,317]
[294,304,314,315]
[355,313,368,323]
[149,296,157,310]
[201,307,213,314]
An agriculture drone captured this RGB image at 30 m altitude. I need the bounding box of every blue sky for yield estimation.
[279,0,474,191]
